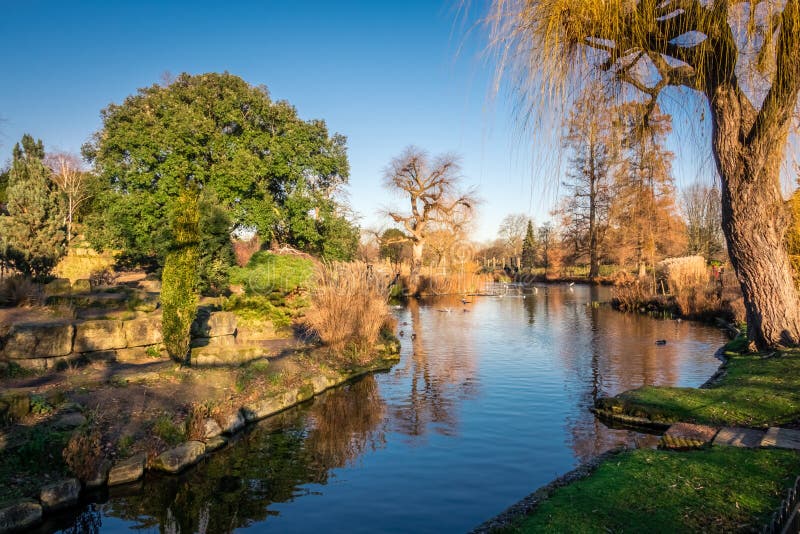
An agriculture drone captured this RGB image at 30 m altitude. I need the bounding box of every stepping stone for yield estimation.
[761,427,800,450]
[713,427,765,448]
[660,422,719,450]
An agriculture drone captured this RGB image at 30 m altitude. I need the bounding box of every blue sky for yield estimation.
[0,1,717,242]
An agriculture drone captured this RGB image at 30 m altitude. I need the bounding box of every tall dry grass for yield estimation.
[656,256,708,294]
[305,262,391,360]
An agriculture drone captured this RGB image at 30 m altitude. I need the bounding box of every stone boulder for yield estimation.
[44,278,72,297]
[241,391,297,423]
[108,453,146,486]
[236,322,279,341]
[84,459,112,489]
[124,317,162,347]
[203,418,223,439]
[2,322,74,359]
[0,500,42,533]
[52,412,87,430]
[189,345,262,367]
[74,320,126,353]
[39,478,81,511]
[151,441,206,474]
[311,375,331,395]
[131,291,160,312]
[191,311,237,338]
[219,411,246,435]
[204,435,227,452]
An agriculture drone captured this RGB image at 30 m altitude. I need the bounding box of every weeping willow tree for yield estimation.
[485,0,800,349]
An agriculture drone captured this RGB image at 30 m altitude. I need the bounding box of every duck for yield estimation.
[655,339,667,345]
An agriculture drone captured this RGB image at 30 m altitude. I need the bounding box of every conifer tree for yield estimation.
[521,220,537,271]
[0,135,66,281]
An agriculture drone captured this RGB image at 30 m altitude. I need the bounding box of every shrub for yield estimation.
[229,250,314,296]
[185,403,209,441]
[161,191,200,363]
[63,428,103,481]
[304,262,390,359]
[89,267,117,288]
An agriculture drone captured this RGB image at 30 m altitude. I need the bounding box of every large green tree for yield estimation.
[0,135,66,281]
[84,72,356,265]
[485,0,800,349]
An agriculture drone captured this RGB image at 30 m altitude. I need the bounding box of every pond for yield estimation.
[44,284,727,534]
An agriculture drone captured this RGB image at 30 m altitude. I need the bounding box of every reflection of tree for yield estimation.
[390,298,478,438]
[306,375,386,469]
[557,285,696,462]
[93,377,386,533]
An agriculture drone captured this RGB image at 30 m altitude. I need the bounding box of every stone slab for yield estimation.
[713,427,765,448]
[123,317,162,347]
[39,478,80,512]
[2,322,74,359]
[108,453,146,486]
[761,427,800,450]
[191,310,237,338]
[204,435,227,453]
[151,441,206,474]
[0,500,42,533]
[660,422,718,450]
[189,345,262,367]
[74,320,126,352]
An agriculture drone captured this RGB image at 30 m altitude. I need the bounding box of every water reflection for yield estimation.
[390,298,479,439]
[50,286,725,533]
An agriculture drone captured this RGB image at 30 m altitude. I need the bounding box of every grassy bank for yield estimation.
[594,340,800,428]
[496,447,800,533]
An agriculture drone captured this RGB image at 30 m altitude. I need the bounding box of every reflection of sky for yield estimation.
[75,286,726,534]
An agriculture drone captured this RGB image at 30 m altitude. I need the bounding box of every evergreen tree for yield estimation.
[521,220,537,270]
[0,135,66,281]
[161,189,200,363]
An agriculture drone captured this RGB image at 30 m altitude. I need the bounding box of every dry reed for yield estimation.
[304,262,391,359]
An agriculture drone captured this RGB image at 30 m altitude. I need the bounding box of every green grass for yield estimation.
[596,344,800,428]
[0,427,71,506]
[151,413,185,446]
[229,251,314,296]
[504,448,800,533]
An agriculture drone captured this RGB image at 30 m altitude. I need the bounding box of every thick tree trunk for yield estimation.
[708,83,800,349]
[409,241,424,296]
[719,163,800,348]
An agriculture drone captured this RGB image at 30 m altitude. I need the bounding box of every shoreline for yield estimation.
[469,333,740,533]
[0,344,400,533]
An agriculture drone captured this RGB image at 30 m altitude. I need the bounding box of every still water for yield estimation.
[48,285,726,533]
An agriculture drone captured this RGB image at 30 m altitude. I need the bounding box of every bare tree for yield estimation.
[682,183,725,261]
[484,0,800,348]
[497,213,531,255]
[383,147,477,293]
[47,153,93,247]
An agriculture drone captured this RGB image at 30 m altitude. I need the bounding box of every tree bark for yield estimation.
[712,89,800,348]
[409,241,424,296]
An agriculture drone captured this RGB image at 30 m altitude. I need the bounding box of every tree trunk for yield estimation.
[409,241,424,296]
[709,84,800,349]
[719,161,800,348]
